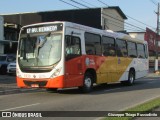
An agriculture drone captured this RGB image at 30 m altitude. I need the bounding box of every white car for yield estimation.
[7,62,16,75]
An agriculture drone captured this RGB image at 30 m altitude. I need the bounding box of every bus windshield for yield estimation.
[18,33,62,67]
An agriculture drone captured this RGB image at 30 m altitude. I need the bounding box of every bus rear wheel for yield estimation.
[121,70,135,86]
[79,72,93,93]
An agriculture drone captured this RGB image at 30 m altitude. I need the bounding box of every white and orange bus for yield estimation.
[16,21,149,92]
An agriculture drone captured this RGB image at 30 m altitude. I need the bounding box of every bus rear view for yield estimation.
[17,22,65,90]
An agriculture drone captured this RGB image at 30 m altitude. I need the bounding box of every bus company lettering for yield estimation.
[27,26,58,33]
[85,58,95,66]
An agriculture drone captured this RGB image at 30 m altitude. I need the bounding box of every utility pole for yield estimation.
[155,3,160,72]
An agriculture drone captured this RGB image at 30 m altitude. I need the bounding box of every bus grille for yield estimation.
[23,80,47,87]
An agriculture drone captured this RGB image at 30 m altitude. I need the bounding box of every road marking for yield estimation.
[0,103,40,111]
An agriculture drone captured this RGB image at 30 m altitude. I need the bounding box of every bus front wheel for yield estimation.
[79,72,93,93]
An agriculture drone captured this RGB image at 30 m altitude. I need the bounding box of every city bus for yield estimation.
[16,21,149,93]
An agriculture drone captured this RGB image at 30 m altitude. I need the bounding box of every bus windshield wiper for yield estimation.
[38,32,51,48]
[36,32,51,65]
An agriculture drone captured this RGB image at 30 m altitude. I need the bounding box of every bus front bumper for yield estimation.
[16,75,65,88]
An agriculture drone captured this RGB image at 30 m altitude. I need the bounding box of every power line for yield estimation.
[70,0,89,8]
[96,0,155,30]
[59,0,80,9]
[126,15,155,30]
[97,0,109,7]
[80,0,97,8]
[102,15,144,31]
[150,0,158,6]
[59,0,150,31]
[70,0,145,31]
[102,12,146,31]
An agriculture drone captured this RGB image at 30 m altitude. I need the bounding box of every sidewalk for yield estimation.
[147,72,160,77]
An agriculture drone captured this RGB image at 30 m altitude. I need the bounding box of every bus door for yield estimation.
[64,27,84,87]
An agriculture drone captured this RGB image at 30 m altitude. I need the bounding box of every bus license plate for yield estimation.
[31,84,39,88]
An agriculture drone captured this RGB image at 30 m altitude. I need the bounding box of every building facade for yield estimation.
[129,28,160,67]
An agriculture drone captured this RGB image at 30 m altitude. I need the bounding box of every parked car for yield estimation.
[7,62,16,75]
[0,54,16,74]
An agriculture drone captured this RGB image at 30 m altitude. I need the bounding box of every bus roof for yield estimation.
[21,21,147,44]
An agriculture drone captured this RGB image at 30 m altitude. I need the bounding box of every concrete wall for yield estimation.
[102,8,124,31]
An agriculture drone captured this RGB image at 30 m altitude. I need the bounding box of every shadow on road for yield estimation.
[0,72,160,95]
[50,77,160,95]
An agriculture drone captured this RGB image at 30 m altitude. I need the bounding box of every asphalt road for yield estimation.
[0,76,160,120]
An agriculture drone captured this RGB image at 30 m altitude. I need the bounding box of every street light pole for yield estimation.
[155,3,159,72]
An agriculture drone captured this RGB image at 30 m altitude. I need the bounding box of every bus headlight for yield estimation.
[50,68,62,78]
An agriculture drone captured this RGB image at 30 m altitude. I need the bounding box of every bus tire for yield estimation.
[121,70,135,86]
[46,88,57,92]
[128,70,135,85]
[79,72,93,93]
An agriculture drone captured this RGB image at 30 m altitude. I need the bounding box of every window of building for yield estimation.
[102,36,116,56]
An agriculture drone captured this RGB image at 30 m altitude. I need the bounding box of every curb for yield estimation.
[147,73,160,77]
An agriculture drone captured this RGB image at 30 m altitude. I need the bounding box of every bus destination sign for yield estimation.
[26,23,63,34]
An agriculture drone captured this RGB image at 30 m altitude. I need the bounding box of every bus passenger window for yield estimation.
[127,41,137,58]
[102,36,115,56]
[116,39,127,57]
[86,44,95,55]
[65,36,81,60]
[85,32,101,55]
[137,44,145,58]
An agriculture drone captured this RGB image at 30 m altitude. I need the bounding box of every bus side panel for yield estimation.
[117,57,133,81]
[117,58,134,81]
[65,55,100,87]
[135,58,149,79]
[96,57,133,83]
[46,75,65,88]
[65,56,84,87]
[96,56,118,83]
